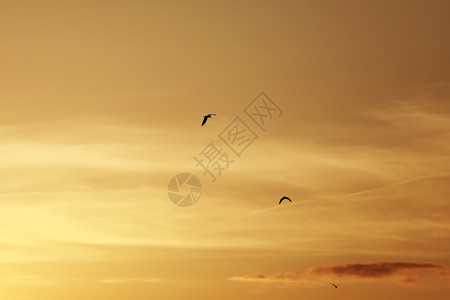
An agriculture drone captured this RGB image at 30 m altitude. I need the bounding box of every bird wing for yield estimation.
[201,116,208,126]
[287,197,292,202]
[279,198,283,204]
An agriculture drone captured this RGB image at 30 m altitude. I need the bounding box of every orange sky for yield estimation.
[1,1,450,299]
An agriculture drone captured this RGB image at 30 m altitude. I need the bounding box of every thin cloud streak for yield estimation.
[230,261,446,287]
[311,262,442,278]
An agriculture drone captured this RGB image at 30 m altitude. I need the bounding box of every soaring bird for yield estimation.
[201,114,216,126]
[279,196,292,204]
[330,283,341,288]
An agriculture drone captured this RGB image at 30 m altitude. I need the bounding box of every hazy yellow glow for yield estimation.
[1,1,450,299]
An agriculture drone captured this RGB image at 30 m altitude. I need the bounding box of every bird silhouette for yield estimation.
[330,283,341,288]
[201,114,216,126]
[279,196,292,204]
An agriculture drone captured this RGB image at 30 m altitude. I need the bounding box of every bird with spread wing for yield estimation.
[279,196,292,204]
[201,114,216,126]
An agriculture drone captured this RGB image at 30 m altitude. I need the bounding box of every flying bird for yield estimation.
[330,283,341,288]
[279,196,292,204]
[201,114,216,126]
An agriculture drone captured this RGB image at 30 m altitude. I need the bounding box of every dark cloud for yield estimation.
[230,262,445,285]
[311,262,442,278]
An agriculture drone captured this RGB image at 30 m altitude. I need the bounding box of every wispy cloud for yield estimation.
[229,272,320,287]
[311,262,442,278]
[101,278,160,284]
[230,261,446,286]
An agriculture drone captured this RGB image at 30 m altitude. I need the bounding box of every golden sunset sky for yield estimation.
[1,1,450,299]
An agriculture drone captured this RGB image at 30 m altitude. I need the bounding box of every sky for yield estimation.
[1,0,450,299]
